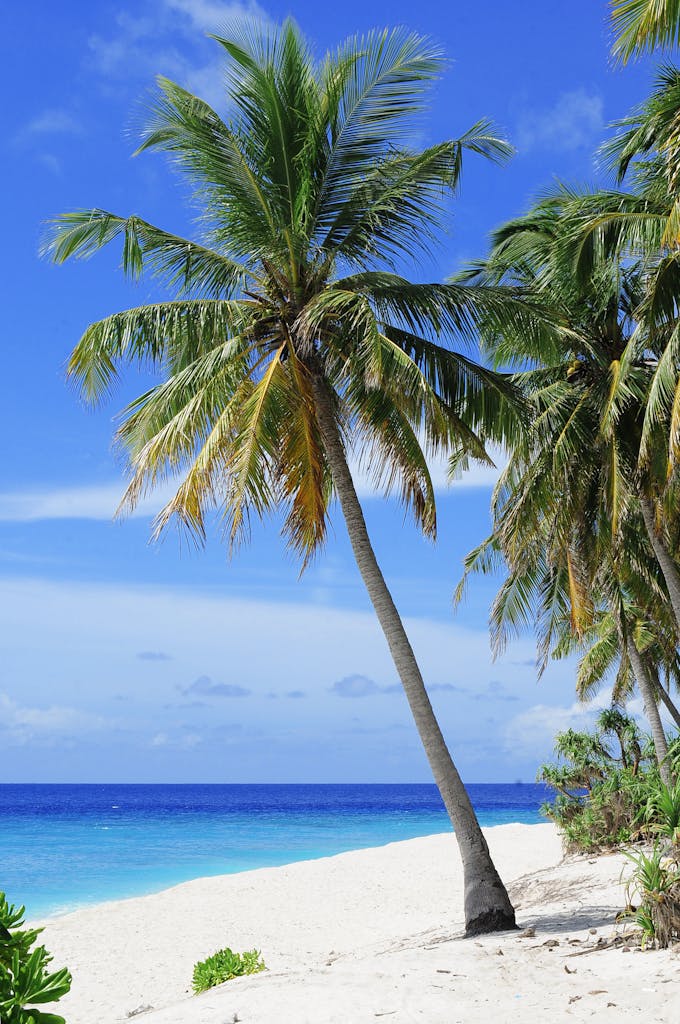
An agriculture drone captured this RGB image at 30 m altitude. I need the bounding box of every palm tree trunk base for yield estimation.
[464,907,518,937]
[463,870,517,935]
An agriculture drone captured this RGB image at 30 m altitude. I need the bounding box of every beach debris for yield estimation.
[567,936,624,957]
[568,995,581,1004]
[126,1005,154,1018]
[543,938,559,948]
[495,948,504,955]
[517,927,535,938]
[564,964,577,974]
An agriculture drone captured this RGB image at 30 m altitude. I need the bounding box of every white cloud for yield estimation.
[0,692,108,746]
[164,0,265,32]
[0,575,577,780]
[330,674,383,698]
[181,674,252,698]
[516,89,603,153]
[0,446,505,524]
[504,699,600,759]
[86,1,268,109]
[0,480,178,522]
[19,110,83,139]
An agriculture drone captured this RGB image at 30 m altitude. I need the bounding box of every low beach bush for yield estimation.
[192,947,265,993]
[624,846,680,948]
[539,710,680,852]
[0,891,72,1024]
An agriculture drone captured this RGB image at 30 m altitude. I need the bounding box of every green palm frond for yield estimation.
[611,0,680,63]
[47,19,526,565]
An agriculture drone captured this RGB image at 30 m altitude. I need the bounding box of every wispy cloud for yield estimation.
[181,674,252,698]
[17,110,83,142]
[86,1,268,109]
[164,0,265,31]
[137,650,173,661]
[150,728,204,749]
[515,89,603,153]
[330,675,461,698]
[0,446,505,524]
[503,696,606,758]
[0,480,178,522]
[330,674,384,698]
[0,692,108,746]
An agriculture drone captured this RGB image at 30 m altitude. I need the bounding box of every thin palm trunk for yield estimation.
[650,663,680,730]
[639,495,680,633]
[657,680,680,731]
[310,371,516,935]
[626,636,672,785]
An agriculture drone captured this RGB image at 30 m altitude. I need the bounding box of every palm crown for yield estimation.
[45,20,524,565]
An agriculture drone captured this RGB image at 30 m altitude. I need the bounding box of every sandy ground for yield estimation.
[36,823,680,1024]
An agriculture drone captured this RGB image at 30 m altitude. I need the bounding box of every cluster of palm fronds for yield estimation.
[455,28,680,783]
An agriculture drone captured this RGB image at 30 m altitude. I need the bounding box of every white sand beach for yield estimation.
[38,823,680,1024]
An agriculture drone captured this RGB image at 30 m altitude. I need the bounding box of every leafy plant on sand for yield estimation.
[0,892,72,1024]
[192,948,265,993]
[539,711,680,851]
[624,845,680,948]
[44,17,551,935]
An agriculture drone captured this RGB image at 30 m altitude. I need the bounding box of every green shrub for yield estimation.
[539,711,680,852]
[624,846,680,948]
[192,947,265,993]
[0,891,71,1024]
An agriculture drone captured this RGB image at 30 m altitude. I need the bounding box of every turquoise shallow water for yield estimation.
[0,783,550,917]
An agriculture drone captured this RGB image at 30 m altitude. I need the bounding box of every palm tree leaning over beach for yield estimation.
[44,21,543,935]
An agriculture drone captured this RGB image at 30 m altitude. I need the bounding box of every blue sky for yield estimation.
[0,1,668,782]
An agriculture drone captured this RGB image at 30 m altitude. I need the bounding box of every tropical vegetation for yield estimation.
[0,892,71,1024]
[612,0,680,62]
[455,186,680,784]
[538,710,680,850]
[45,0,680,948]
[192,947,266,993]
[43,19,545,935]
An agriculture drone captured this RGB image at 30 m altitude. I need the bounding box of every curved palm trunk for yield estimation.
[656,677,680,731]
[626,637,672,785]
[639,496,680,634]
[647,659,680,730]
[310,374,516,936]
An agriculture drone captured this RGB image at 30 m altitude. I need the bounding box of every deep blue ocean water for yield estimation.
[0,783,550,918]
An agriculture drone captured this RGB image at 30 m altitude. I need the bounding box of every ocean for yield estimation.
[0,783,550,918]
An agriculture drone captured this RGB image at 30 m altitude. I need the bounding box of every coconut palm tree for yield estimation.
[43,20,539,934]
[567,100,680,623]
[455,190,677,781]
[611,0,680,62]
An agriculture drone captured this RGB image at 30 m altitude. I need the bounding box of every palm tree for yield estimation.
[568,98,680,623]
[456,190,677,782]
[611,0,680,62]
[44,20,531,934]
